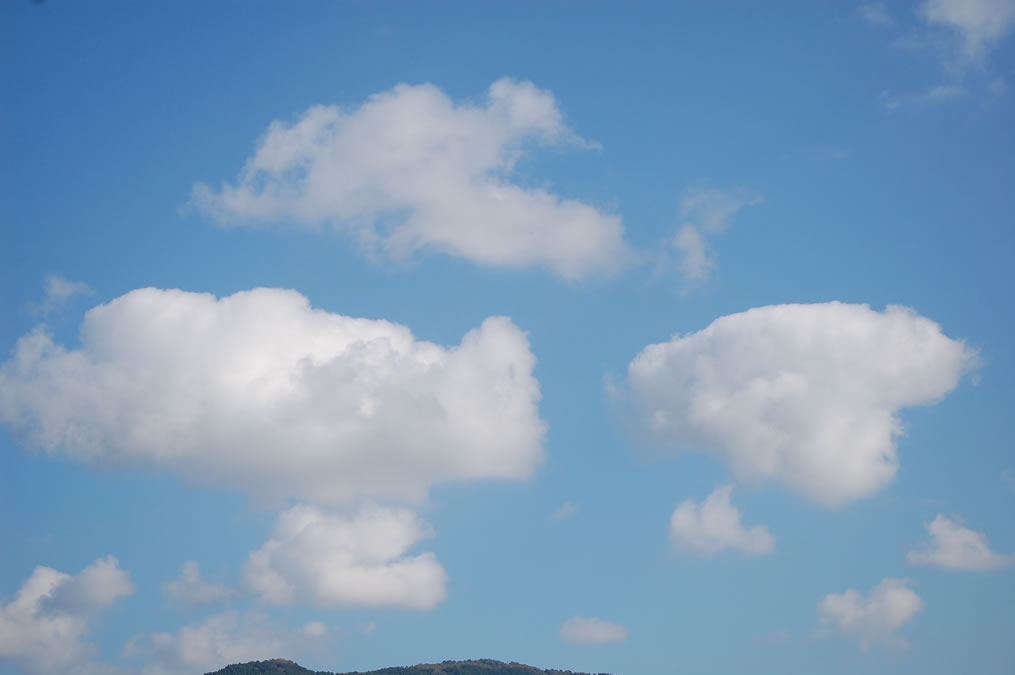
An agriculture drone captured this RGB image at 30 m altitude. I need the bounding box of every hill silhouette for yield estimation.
[206,658,613,675]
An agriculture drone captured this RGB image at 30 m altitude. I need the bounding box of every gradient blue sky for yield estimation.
[2,2,1014,674]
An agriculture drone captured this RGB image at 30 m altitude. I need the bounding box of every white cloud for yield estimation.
[669,485,774,556]
[28,275,94,316]
[679,188,763,236]
[673,225,713,282]
[669,188,762,283]
[620,303,976,506]
[244,504,447,610]
[163,562,237,606]
[907,514,1014,571]
[818,578,923,650]
[880,84,968,110]
[192,78,631,280]
[0,557,133,675]
[124,611,322,675]
[922,0,1015,62]
[860,4,893,26]
[550,502,579,521]
[0,287,546,505]
[559,616,628,645]
[302,621,327,637]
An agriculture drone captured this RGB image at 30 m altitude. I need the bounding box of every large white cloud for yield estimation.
[559,616,628,645]
[0,287,546,505]
[0,557,133,675]
[124,611,323,675]
[818,578,923,650]
[669,485,774,556]
[244,504,447,610]
[621,303,976,506]
[907,514,1014,571]
[192,78,631,280]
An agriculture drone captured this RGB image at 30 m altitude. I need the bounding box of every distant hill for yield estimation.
[206,658,613,675]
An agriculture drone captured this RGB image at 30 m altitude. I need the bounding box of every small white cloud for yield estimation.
[244,504,447,610]
[922,0,1015,62]
[0,287,546,506]
[880,84,968,110]
[668,188,762,284]
[28,275,94,317]
[818,578,923,650]
[192,78,632,280]
[907,514,1014,571]
[163,562,237,606]
[302,621,327,637]
[669,485,774,556]
[679,188,763,236]
[754,628,791,644]
[860,3,893,25]
[559,616,628,645]
[550,503,579,521]
[360,621,377,636]
[124,610,322,675]
[0,556,133,675]
[619,302,976,506]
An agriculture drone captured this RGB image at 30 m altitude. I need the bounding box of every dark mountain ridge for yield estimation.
[206,657,613,675]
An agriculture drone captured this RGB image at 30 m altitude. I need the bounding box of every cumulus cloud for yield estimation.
[922,0,1015,62]
[620,302,976,506]
[0,557,133,675]
[907,514,1014,571]
[669,485,774,556]
[818,578,923,650]
[192,78,631,280]
[244,504,447,610]
[559,616,628,645]
[124,611,322,675]
[163,562,237,606]
[0,287,546,505]
[669,188,762,283]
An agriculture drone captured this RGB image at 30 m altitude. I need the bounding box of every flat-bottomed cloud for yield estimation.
[0,287,547,505]
[620,302,977,505]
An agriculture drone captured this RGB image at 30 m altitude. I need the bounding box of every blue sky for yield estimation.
[1,2,1014,674]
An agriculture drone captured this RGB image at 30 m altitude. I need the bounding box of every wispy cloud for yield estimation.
[663,187,762,285]
[859,3,893,26]
[550,502,579,521]
[559,616,628,645]
[880,84,968,110]
[922,0,1015,63]
[27,274,93,317]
